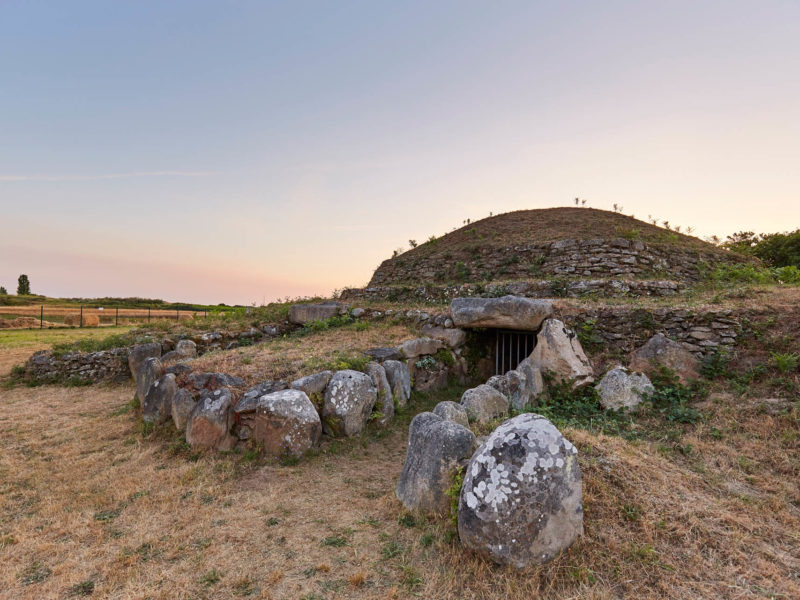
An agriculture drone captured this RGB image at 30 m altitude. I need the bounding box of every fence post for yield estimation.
[148,307,151,323]
[116,307,119,327]
[176,309,179,321]
[40,305,43,329]
[80,305,83,328]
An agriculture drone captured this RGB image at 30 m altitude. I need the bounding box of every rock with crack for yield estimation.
[450,296,554,331]
[143,373,177,424]
[458,413,583,568]
[396,412,476,514]
[365,362,394,427]
[528,319,594,388]
[128,342,161,381]
[595,367,654,411]
[629,333,700,383]
[186,388,235,450]
[321,370,377,437]
[433,400,469,428]
[233,389,321,457]
[135,357,165,405]
[171,388,197,432]
[383,360,411,408]
[460,384,509,424]
[291,371,331,413]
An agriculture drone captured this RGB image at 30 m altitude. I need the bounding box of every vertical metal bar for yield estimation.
[177,309,179,321]
[516,334,520,369]
[495,330,499,375]
[116,307,119,326]
[148,307,151,323]
[80,305,83,328]
[40,305,43,329]
[501,332,505,374]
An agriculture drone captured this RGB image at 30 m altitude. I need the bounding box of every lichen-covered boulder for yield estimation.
[458,413,583,568]
[629,333,700,383]
[175,339,197,358]
[186,388,235,450]
[128,342,161,380]
[171,388,196,432]
[433,400,469,428]
[136,357,165,404]
[528,319,594,388]
[396,412,476,514]
[235,381,289,414]
[365,362,394,427]
[398,337,444,359]
[142,373,177,424]
[234,389,321,457]
[450,296,554,331]
[291,371,332,412]
[321,370,377,437]
[288,302,346,325]
[383,360,411,408]
[460,384,509,424]
[516,358,545,405]
[595,367,654,411]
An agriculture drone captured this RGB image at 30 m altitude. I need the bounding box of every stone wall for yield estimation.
[25,348,131,384]
[369,238,747,286]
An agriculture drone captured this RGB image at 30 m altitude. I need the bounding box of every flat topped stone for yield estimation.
[450,296,554,331]
[288,302,348,325]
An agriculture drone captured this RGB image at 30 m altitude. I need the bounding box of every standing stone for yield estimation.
[433,401,469,428]
[234,389,321,458]
[365,362,394,427]
[128,343,161,381]
[136,357,165,404]
[186,388,235,450]
[629,333,700,383]
[460,384,509,424]
[171,388,196,432]
[528,319,594,388]
[290,371,332,412]
[383,360,411,408]
[450,296,554,331]
[142,373,177,424]
[516,358,545,404]
[396,412,476,514]
[288,302,347,325]
[595,367,654,411]
[175,339,197,358]
[458,413,583,568]
[321,370,377,437]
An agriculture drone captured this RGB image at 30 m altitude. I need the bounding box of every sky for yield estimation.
[1,1,799,305]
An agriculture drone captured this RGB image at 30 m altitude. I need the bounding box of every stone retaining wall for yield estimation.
[368,238,747,286]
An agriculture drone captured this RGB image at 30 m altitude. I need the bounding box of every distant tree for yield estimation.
[17,274,31,295]
[0,286,6,295]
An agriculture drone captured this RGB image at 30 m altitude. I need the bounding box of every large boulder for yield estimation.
[291,371,332,412]
[171,388,196,432]
[460,384,509,424]
[128,343,161,380]
[458,413,583,568]
[364,347,402,362]
[135,357,165,404]
[185,372,246,393]
[175,339,197,358]
[321,370,377,437]
[288,302,347,325]
[235,381,290,414]
[398,337,444,359]
[396,412,476,514]
[450,296,554,331]
[421,325,467,348]
[528,319,594,388]
[142,373,177,424]
[515,358,545,408]
[433,400,469,428]
[186,388,235,450]
[233,389,321,457]
[383,360,411,408]
[629,333,700,383]
[365,362,394,427]
[595,367,654,411]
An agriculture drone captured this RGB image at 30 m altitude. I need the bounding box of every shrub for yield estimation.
[771,352,799,374]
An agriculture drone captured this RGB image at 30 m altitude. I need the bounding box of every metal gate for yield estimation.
[495,329,536,375]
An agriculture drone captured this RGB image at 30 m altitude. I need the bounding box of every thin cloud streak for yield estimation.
[0,171,215,182]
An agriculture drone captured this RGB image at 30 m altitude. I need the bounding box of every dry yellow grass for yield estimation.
[191,322,417,385]
[0,376,797,599]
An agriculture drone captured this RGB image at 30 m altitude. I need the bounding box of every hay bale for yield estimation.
[64,314,100,327]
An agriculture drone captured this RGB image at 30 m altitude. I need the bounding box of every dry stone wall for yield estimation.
[369,238,746,286]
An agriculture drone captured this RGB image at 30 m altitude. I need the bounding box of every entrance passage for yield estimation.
[495,329,536,375]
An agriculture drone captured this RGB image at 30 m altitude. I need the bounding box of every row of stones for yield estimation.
[132,329,470,458]
[369,237,745,286]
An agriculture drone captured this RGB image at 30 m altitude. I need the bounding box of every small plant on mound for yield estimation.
[645,367,706,424]
[771,352,799,374]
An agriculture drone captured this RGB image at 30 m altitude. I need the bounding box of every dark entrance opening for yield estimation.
[494,329,536,375]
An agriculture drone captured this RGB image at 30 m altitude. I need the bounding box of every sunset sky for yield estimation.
[2,1,799,305]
